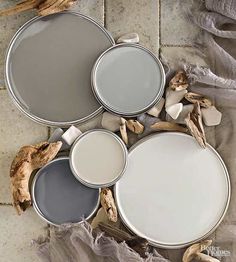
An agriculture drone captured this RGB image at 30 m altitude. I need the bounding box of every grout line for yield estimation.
[0,203,12,206]
[47,127,51,140]
[160,44,194,48]
[0,87,6,90]
[158,0,161,58]
[104,0,107,28]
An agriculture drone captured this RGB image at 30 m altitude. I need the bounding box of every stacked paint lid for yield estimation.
[5,12,165,127]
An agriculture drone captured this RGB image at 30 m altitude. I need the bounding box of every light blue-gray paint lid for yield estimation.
[91,44,165,117]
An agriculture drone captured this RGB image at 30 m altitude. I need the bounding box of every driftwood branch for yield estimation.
[0,0,76,17]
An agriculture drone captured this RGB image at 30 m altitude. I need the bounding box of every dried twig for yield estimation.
[0,0,76,17]
[126,120,144,134]
[151,121,188,133]
[185,92,213,108]
[169,70,189,91]
[185,102,206,148]
[100,188,118,222]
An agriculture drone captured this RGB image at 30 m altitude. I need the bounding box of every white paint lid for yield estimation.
[70,129,128,188]
[115,132,230,248]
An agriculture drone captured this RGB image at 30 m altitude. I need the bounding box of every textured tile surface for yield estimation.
[0,206,47,262]
[160,46,207,68]
[0,1,35,83]
[0,90,48,203]
[106,0,159,54]
[160,0,202,46]
[70,0,104,24]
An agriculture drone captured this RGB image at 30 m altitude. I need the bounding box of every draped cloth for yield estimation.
[34,0,236,261]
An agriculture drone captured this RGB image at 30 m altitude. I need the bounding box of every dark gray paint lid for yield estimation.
[31,157,100,226]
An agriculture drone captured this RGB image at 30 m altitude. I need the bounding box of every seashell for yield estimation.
[166,103,183,120]
[165,88,187,108]
[201,106,222,126]
[117,33,139,44]
[185,92,213,108]
[166,104,194,124]
[61,126,82,146]
[147,98,165,117]
[101,112,121,132]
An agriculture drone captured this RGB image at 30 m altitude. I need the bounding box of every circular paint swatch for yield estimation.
[6,12,114,126]
[32,157,100,225]
[92,44,165,116]
[115,133,230,248]
[70,130,128,188]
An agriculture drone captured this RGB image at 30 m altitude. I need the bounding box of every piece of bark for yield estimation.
[91,208,110,229]
[151,121,188,133]
[185,102,207,148]
[100,188,117,222]
[0,0,76,17]
[38,0,76,16]
[10,141,62,214]
[120,118,128,145]
[185,92,213,108]
[169,70,189,91]
[98,222,149,258]
[126,120,144,134]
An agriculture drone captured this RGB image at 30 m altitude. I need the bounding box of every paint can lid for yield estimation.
[91,44,165,117]
[32,157,100,226]
[69,129,128,188]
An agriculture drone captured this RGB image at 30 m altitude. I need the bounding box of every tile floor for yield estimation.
[0,1,207,261]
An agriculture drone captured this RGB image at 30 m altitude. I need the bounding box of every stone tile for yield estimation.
[160,0,202,46]
[106,0,159,54]
[0,206,47,262]
[160,46,207,68]
[77,114,102,132]
[0,90,48,203]
[0,1,35,81]
[70,0,104,25]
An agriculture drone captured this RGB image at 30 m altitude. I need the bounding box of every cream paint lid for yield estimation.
[115,132,230,248]
[91,44,165,117]
[69,129,128,188]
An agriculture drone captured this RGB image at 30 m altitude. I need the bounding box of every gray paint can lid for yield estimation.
[91,44,165,117]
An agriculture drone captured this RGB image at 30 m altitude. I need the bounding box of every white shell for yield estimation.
[147,98,165,117]
[101,112,121,132]
[61,126,82,146]
[165,88,187,108]
[116,33,139,44]
[201,106,222,126]
[166,104,194,124]
[166,103,183,120]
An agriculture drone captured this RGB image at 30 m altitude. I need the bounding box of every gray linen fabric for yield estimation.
[34,0,236,261]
